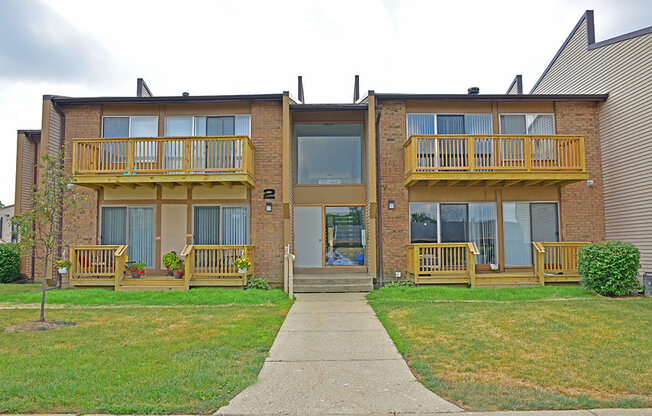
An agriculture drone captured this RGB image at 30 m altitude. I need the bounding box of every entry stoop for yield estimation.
[293,274,374,293]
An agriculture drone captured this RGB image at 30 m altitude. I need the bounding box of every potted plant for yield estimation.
[233,257,252,274]
[162,251,181,276]
[128,262,146,278]
[170,260,185,279]
[56,260,72,274]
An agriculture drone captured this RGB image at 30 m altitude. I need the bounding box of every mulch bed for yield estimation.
[5,321,77,333]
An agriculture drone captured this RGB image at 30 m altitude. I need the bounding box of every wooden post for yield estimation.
[533,242,545,285]
[524,136,532,171]
[468,244,476,289]
[283,245,289,293]
[127,141,134,174]
[467,136,475,172]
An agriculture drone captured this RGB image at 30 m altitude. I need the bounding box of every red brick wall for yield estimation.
[378,100,409,279]
[555,101,605,242]
[250,101,285,286]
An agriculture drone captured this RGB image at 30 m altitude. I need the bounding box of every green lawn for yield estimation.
[368,285,652,411]
[0,284,292,414]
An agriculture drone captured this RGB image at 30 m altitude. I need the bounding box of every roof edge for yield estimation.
[52,93,285,105]
[374,93,608,102]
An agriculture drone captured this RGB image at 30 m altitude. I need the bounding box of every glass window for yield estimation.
[437,115,465,134]
[440,204,468,242]
[500,114,555,135]
[194,206,220,245]
[195,116,237,136]
[410,203,438,243]
[469,203,497,264]
[222,206,249,245]
[503,202,559,266]
[165,117,193,136]
[464,114,492,134]
[297,136,362,184]
[130,117,158,137]
[325,206,365,266]
[101,206,154,267]
[103,117,129,138]
[407,114,435,137]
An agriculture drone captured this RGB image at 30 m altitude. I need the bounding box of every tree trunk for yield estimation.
[40,257,48,322]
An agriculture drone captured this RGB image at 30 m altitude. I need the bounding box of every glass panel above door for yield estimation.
[409,203,438,243]
[325,206,365,266]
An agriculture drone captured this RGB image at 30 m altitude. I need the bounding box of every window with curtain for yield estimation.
[103,116,158,165]
[101,206,155,267]
[500,114,555,161]
[194,205,250,245]
[409,202,497,264]
[406,114,435,137]
[164,117,193,170]
[503,202,558,266]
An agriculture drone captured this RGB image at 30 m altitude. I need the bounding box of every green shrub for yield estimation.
[0,243,21,283]
[384,280,416,288]
[245,277,271,290]
[577,241,642,296]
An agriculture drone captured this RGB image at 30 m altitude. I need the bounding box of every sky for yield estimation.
[0,0,650,205]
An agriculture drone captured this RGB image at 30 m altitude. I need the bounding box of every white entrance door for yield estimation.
[295,206,323,268]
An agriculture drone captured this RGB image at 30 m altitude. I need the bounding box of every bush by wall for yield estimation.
[0,243,21,283]
[577,241,642,296]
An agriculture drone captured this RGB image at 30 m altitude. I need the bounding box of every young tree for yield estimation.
[12,150,84,322]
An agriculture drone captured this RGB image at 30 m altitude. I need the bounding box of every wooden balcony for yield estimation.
[72,136,255,188]
[407,242,589,287]
[404,135,588,187]
[68,244,254,290]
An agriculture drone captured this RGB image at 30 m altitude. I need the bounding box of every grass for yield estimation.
[0,284,291,306]
[367,285,652,411]
[0,284,292,414]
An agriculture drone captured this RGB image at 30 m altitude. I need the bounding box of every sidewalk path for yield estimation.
[216,293,463,415]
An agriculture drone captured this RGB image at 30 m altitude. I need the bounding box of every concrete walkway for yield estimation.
[216,293,463,415]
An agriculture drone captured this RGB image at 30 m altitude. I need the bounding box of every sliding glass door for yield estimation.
[100,206,155,267]
[409,202,497,265]
[503,202,559,266]
[193,205,249,245]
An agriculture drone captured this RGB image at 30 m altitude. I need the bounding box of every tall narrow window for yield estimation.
[222,206,249,245]
[101,207,127,245]
[128,207,155,267]
[194,206,220,245]
[469,203,497,264]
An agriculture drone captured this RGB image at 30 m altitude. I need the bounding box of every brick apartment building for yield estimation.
[14,77,608,291]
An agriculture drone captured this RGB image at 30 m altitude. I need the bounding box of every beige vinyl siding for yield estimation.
[15,134,37,213]
[47,101,62,156]
[533,18,652,271]
[506,82,519,95]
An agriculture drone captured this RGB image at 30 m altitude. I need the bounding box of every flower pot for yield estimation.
[131,271,141,278]
[238,268,248,274]
[58,267,68,274]
[166,268,174,276]
[173,270,184,279]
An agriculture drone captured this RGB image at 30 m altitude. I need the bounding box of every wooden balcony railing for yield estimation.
[407,243,479,287]
[69,245,128,289]
[532,242,589,284]
[404,135,587,186]
[181,245,254,289]
[72,135,255,187]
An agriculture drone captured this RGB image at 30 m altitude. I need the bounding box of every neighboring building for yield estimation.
[14,77,607,291]
[0,205,15,243]
[529,10,652,273]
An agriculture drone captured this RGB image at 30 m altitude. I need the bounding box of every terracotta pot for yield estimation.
[131,270,141,278]
[173,270,183,279]
[166,268,174,276]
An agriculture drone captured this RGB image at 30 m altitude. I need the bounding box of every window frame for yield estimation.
[99,204,156,267]
[498,113,556,135]
[164,115,251,137]
[406,113,494,138]
[191,203,251,245]
[501,200,560,267]
[102,116,159,138]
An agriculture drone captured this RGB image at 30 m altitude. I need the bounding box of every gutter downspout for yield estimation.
[375,104,383,287]
[51,100,66,289]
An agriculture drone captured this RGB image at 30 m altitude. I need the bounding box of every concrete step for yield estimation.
[293,283,374,293]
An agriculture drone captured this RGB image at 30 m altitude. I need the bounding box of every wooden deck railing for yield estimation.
[73,135,254,177]
[69,245,128,288]
[407,243,479,287]
[532,242,589,284]
[405,135,585,175]
[181,245,254,289]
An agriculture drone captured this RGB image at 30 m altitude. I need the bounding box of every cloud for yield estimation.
[0,0,120,83]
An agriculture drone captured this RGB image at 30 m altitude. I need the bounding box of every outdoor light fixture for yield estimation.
[587,179,595,187]
[388,200,395,210]
[266,202,272,212]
